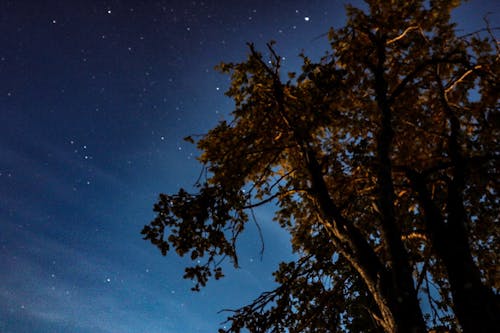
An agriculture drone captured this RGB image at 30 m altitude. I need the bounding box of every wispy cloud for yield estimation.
[0,220,217,333]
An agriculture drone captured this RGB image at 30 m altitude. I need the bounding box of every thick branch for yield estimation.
[248,42,396,327]
[372,35,427,332]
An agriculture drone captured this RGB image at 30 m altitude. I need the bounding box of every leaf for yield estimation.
[183,135,195,144]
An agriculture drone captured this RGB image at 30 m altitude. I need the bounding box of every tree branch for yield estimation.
[387,26,421,45]
[388,52,467,104]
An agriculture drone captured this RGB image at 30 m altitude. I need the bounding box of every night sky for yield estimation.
[0,1,497,332]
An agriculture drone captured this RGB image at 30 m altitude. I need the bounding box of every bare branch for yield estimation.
[445,65,483,94]
[249,207,265,260]
[387,26,420,45]
[242,189,307,209]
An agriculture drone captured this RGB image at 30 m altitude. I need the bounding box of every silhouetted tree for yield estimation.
[142,1,499,332]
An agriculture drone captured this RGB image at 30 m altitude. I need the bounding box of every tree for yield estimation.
[141,1,499,332]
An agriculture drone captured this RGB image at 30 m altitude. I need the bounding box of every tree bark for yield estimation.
[438,71,499,332]
[408,169,500,333]
[304,145,426,333]
[439,228,500,333]
[372,36,427,333]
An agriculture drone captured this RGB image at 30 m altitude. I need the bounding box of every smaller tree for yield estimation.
[142,1,499,332]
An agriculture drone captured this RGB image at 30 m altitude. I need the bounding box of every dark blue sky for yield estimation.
[0,1,497,332]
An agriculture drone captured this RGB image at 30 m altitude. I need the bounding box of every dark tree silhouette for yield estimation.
[142,1,499,332]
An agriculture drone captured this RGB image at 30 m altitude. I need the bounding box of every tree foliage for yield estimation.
[142,1,499,332]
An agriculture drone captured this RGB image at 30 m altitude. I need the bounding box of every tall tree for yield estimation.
[142,1,499,332]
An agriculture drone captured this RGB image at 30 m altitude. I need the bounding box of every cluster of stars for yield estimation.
[0,1,335,331]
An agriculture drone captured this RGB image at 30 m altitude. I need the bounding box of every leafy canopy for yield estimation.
[142,1,499,332]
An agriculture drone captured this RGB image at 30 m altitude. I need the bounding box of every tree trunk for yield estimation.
[303,146,426,333]
[439,231,500,333]
[408,170,499,333]
[443,169,499,332]
[438,76,500,332]
[277,38,428,331]
[372,37,427,333]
